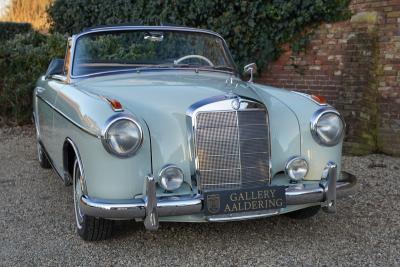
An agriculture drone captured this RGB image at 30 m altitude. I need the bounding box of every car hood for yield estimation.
[75,71,301,182]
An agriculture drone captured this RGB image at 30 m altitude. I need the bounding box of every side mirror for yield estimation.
[45,58,65,78]
[243,63,257,83]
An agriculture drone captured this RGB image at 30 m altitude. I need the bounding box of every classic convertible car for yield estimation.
[33,25,356,241]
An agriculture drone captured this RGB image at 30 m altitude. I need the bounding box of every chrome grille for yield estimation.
[195,109,270,191]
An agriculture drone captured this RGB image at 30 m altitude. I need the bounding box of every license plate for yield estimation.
[204,186,286,216]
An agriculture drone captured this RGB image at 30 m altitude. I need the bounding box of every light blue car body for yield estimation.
[33,26,346,224]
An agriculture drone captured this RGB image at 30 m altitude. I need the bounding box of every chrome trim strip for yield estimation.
[71,68,235,80]
[32,112,40,140]
[79,25,225,40]
[207,210,279,222]
[310,107,345,147]
[100,113,144,158]
[235,104,243,186]
[35,94,100,138]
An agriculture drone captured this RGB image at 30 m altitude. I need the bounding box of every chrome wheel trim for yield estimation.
[37,142,44,163]
[73,160,84,229]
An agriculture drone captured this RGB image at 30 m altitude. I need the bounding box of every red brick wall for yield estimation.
[259,0,400,156]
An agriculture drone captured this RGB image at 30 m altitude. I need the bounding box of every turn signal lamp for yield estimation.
[311,95,327,105]
[106,98,123,112]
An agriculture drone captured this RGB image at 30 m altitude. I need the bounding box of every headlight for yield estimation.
[102,117,143,158]
[159,165,184,191]
[311,108,344,147]
[285,156,309,181]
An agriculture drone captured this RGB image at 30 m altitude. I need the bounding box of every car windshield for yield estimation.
[72,29,236,77]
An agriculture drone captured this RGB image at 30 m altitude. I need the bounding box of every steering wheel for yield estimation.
[174,55,214,67]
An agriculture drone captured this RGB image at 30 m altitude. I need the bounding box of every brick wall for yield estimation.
[259,0,400,156]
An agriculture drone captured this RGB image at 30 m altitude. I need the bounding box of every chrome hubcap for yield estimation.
[37,143,43,162]
[73,161,84,229]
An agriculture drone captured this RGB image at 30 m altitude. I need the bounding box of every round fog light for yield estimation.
[159,165,184,191]
[285,156,309,181]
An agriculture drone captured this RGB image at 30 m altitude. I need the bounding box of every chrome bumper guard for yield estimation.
[80,162,356,230]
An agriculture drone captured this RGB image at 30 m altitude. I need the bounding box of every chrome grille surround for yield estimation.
[187,95,271,192]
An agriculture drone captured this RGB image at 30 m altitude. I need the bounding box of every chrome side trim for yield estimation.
[35,94,100,138]
[32,112,40,140]
[310,107,345,147]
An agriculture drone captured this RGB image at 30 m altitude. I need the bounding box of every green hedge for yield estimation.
[0,22,32,41]
[0,0,351,125]
[48,0,351,70]
[0,32,66,124]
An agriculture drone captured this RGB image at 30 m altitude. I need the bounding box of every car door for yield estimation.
[35,40,70,163]
[35,78,66,160]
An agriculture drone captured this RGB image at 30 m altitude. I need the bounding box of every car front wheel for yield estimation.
[73,159,113,241]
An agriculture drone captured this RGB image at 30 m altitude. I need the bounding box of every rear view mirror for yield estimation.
[243,63,257,83]
[144,32,164,42]
[45,58,64,78]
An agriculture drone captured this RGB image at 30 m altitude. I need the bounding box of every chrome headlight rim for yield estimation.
[101,114,143,158]
[310,108,345,147]
[158,164,184,191]
[285,156,309,181]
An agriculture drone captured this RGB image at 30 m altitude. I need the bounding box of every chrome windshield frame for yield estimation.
[69,26,238,80]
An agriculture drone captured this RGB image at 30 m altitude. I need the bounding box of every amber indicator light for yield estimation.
[311,95,327,105]
[106,98,123,111]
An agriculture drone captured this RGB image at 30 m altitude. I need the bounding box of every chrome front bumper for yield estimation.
[80,162,356,230]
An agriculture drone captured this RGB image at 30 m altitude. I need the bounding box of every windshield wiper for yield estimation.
[136,63,194,70]
[133,64,235,73]
[197,65,235,72]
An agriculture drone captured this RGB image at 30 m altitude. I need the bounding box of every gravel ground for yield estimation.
[0,126,399,266]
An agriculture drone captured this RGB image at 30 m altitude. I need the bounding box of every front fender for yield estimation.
[46,81,152,199]
[248,84,343,180]
[238,84,301,177]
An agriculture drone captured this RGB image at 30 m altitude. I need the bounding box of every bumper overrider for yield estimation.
[80,161,356,230]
